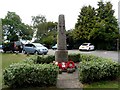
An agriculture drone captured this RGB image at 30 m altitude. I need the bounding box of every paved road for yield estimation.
[48,49,119,62]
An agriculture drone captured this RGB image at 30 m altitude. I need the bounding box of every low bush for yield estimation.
[78,58,120,83]
[3,63,59,88]
[26,54,81,64]
[68,54,80,62]
[36,55,55,64]
[80,54,99,61]
[23,56,37,64]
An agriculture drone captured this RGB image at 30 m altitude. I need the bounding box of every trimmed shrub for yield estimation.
[78,58,120,83]
[34,55,55,64]
[3,63,59,88]
[80,54,99,61]
[23,56,37,64]
[26,54,81,64]
[68,54,80,62]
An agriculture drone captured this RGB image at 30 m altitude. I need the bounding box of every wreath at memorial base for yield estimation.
[67,61,75,68]
[53,60,76,73]
[58,62,68,70]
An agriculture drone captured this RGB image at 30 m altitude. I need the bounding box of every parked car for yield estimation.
[52,44,70,50]
[23,43,48,55]
[52,44,57,50]
[2,41,23,53]
[79,43,95,51]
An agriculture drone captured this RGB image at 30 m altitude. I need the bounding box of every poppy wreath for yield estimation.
[67,61,75,68]
[58,62,68,70]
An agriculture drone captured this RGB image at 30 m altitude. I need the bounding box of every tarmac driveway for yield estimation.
[48,49,119,62]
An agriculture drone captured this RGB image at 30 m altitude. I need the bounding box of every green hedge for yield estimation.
[68,54,80,62]
[80,54,100,61]
[35,55,55,64]
[28,54,81,64]
[78,58,120,83]
[3,63,59,88]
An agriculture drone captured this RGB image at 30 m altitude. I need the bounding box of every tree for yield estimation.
[31,15,47,38]
[2,11,33,41]
[35,29,57,48]
[89,1,119,50]
[73,1,119,50]
[32,15,46,27]
[31,15,58,47]
[32,19,57,48]
[74,5,96,45]
[31,15,58,39]
[66,30,74,49]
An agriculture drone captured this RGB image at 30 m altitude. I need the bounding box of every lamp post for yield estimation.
[118,1,120,63]
[117,39,119,51]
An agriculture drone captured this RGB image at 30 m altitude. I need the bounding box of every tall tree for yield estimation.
[31,15,47,39]
[74,5,96,43]
[35,21,58,48]
[31,15,46,28]
[89,1,119,50]
[2,11,33,41]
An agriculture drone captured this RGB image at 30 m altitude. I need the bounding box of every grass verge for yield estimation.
[83,80,119,88]
[1,53,30,88]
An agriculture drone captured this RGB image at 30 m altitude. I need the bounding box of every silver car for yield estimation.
[23,43,48,55]
[0,45,2,49]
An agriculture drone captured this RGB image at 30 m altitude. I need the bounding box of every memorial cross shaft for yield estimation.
[55,14,68,62]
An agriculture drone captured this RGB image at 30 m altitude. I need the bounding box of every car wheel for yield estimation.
[44,52,47,55]
[19,49,22,53]
[3,50,6,53]
[88,47,91,51]
[23,50,27,54]
[34,51,39,55]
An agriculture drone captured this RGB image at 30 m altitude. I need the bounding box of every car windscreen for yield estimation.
[82,43,89,46]
[25,44,34,47]
[33,44,43,47]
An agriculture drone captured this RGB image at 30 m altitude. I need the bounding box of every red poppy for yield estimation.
[67,61,75,68]
[58,62,68,70]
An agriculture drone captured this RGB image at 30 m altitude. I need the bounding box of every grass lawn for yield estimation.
[83,80,119,89]
[2,53,28,69]
[0,53,30,89]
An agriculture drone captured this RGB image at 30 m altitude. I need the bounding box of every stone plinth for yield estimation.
[55,50,68,62]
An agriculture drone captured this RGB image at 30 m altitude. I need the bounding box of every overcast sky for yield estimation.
[0,0,119,30]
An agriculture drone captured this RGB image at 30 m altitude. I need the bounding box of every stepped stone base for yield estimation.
[55,50,68,62]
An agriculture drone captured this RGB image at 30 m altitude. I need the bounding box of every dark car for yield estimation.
[2,41,23,53]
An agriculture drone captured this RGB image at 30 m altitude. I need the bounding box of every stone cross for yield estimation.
[55,14,68,62]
